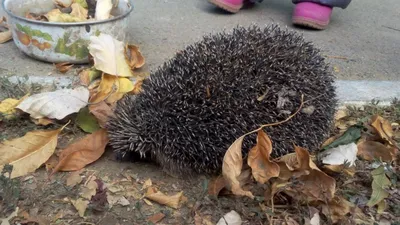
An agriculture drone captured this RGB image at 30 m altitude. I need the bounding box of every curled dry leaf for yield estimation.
[131,78,144,94]
[125,44,145,69]
[0,125,66,178]
[31,118,54,126]
[277,146,336,202]
[357,141,397,162]
[89,33,134,77]
[80,175,98,199]
[17,86,89,120]
[370,115,395,146]
[334,108,348,121]
[142,179,152,190]
[0,16,12,44]
[208,169,252,197]
[145,187,184,209]
[247,130,280,184]
[52,129,109,174]
[222,135,254,199]
[89,74,134,104]
[55,62,74,73]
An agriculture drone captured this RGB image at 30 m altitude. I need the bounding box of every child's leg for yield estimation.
[292,0,352,30]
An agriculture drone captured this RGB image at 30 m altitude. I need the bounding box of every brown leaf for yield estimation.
[44,155,58,171]
[52,129,108,174]
[208,176,227,197]
[277,146,336,202]
[323,165,356,177]
[147,213,165,224]
[131,78,144,95]
[31,117,54,126]
[145,187,183,209]
[357,141,397,162]
[125,44,145,69]
[321,196,370,224]
[88,101,115,128]
[222,135,254,199]
[370,115,395,145]
[55,62,74,73]
[247,130,280,184]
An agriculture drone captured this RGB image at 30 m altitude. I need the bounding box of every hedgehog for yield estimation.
[106,24,337,176]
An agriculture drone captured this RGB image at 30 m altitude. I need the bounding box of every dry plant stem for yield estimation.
[243,94,305,137]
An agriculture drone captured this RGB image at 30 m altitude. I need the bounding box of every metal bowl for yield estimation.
[3,0,133,63]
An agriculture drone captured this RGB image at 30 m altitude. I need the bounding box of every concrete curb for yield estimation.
[1,75,399,106]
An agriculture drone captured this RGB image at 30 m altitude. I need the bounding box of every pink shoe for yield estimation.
[208,0,244,13]
[292,2,333,30]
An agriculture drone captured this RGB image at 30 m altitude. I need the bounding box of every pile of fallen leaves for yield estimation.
[205,106,399,224]
[25,0,119,23]
[0,33,144,180]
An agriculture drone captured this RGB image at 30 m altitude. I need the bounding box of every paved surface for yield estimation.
[0,0,399,80]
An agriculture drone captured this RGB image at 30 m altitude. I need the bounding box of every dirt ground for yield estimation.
[0,81,400,225]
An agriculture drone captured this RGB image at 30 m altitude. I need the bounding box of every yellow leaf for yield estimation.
[66,171,83,187]
[247,130,280,184]
[70,3,88,21]
[144,187,183,209]
[55,62,74,74]
[377,200,386,214]
[0,94,29,119]
[89,73,116,103]
[106,77,134,103]
[222,135,254,199]
[88,33,134,77]
[0,125,66,178]
[142,178,152,190]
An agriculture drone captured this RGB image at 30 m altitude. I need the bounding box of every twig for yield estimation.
[382,25,400,32]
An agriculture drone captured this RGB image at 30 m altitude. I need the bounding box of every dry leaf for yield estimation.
[79,68,102,86]
[31,118,54,126]
[55,62,74,73]
[125,44,145,69]
[95,0,113,20]
[367,166,391,207]
[80,175,98,199]
[216,210,242,225]
[88,101,115,127]
[0,95,28,120]
[105,77,134,103]
[71,198,89,217]
[89,33,134,77]
[0,126,65,178]
[131,78,144,94]
[66,171,83,187]
[89,73,115,103]
[321,196,369,224]
[17,87,89,120]
[142,178,152,190]
[0,30,12,44]
[334,109,348,120]
[147,213,165,224]
[52,129,108,173]
[54,0,73,8]
[208,176,227,197]
[247,130,280,184]
[70,3,88,20]
[107,194,130,207]
[145,187,183,209]
[46,9,85,22]
[277,146,336,202]
[222,135,254,198]
[323,165,356,177]
[370,115,395,145]
[357,141,397,162]
[45,155,58,171]
[143,198,153,206]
